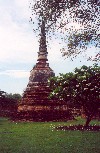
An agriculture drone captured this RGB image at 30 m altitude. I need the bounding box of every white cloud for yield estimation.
[0,0,62,65]
[0,70,30,78]
[0,25,38,62]
[80,46,100,57]
[48,39,63,63]
[0,0,39,63]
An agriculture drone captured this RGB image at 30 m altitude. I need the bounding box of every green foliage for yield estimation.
[61,1,100,61]
[30,0,100,61]
[49,64,100,126]
[30,0,79,29]
[0,91,21,117]
[6,93,22,101]
[0,90,6,101]
[49,72,77,106]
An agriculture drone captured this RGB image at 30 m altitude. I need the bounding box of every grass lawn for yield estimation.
[0,117,100,153]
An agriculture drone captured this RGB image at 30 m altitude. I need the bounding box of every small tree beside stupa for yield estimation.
[49,64,100,126]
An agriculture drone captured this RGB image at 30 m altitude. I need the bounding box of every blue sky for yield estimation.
[0,0,99,95]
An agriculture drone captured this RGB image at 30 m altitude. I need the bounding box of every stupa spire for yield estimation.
[37,19,48,63]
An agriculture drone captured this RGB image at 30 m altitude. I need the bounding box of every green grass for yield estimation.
[0,117,100,153]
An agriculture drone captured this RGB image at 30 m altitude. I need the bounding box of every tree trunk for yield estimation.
[85,116,92,127]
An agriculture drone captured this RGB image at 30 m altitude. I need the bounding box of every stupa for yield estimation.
[17,19,68,121]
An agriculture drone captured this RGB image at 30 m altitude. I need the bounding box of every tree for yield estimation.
[61,0,100,61]
[0,90,7,107]
[6,93,21,102]
[30,0,78,30]
[49,64,100,126]
[49,72,76,106]
[0,91,21,117]
[0,90,6,98]
[5,93,22,110]
[30,0,100,61]
[0,90,12,116]
[74,64,100,126]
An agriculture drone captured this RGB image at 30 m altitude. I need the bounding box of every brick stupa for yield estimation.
[17,20,68,121]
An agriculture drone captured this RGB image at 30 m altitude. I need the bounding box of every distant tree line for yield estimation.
[0,91,21,117]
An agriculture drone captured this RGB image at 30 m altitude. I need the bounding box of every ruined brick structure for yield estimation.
[17,20,68,121]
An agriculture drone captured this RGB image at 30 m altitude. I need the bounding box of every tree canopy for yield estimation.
[30,0,78,29]
[0,91,21,110]
[30,0,100,61]
[48,64,100,126]
[0,90,6,105]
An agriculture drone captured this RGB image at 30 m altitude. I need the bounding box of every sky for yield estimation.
[0,0,99,95]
